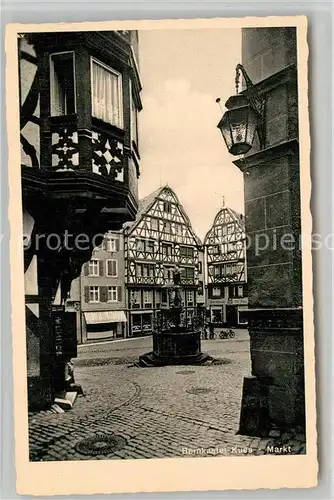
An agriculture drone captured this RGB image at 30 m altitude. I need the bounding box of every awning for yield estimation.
[84,311,127,325]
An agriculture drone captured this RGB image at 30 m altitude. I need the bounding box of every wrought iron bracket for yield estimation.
[235,64,266,149]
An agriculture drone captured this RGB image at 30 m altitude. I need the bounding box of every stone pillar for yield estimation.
[236,27,305,436]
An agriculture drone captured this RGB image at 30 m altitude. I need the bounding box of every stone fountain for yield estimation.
[138,266,212,366]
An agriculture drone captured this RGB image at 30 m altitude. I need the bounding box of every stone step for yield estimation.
[54,392,77,410]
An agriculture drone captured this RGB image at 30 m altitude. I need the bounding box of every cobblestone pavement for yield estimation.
[28,330,306,461]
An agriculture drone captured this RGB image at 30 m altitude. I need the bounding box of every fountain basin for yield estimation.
[138,330,212,366]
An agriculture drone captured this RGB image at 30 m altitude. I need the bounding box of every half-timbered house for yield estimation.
[124,186,204,336]
[204,201,248,327]
[20,30,142,408]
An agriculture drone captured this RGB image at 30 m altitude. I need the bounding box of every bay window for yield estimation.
[91,58,123,128]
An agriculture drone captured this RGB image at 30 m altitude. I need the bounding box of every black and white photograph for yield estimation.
[6,16,317,495]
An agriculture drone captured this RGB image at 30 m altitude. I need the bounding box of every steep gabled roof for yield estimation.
[123,185,202,246]
[123,186,164,232]
[203,205,245,244]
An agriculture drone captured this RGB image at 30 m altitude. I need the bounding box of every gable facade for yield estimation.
[204,205,248,327]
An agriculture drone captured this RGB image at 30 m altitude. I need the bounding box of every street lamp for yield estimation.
[216,64,265,156]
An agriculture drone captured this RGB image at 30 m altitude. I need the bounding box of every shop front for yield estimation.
[83,311,127,342]
[130,311,153,337]
[226,298,248,327]
[211,306,224,325]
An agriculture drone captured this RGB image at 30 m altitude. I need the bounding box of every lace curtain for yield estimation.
[92,60,122,128]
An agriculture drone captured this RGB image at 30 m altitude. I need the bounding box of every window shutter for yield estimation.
[106,260,111,276]
[99,261,103,277]
[84,286,90,302]
[118,286,122,302]
[113,260,117,276]
[83,263,89,276]
[100,286,107,302]
[115,239,120,252]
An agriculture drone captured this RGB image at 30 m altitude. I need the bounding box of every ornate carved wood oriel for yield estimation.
[20,30,142,223]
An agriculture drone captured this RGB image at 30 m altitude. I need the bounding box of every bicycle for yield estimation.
[219,329,235,339]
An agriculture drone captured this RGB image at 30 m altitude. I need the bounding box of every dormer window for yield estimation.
[50,52,76,116]
[91,58,123,129]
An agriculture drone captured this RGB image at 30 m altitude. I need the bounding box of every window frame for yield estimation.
[106,259,118,277]
[186,289,194,305]
[90,57,124,129]
[89,285,100,303]
[88,259,100,277]
[143,290,152,304]
[163,201,171,213]
[49,51,76,117]
[106,237,117,252]
[180,246,194,259]
[107,286,118,302]
[130,79,139,145]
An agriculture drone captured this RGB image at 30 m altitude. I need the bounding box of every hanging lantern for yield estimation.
[216,64,265,156]
[217,94,258,156]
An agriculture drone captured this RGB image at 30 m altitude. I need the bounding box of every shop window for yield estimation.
[212,287,221,298]
[142,314,152,332]
[212,309,222,324]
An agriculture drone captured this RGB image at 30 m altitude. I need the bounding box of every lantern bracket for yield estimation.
[235,64,266,148]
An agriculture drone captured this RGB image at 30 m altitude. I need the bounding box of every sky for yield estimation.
[137,28,243,241]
